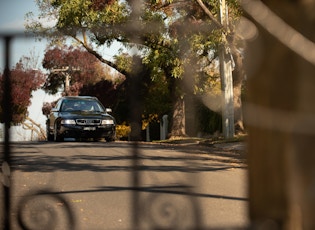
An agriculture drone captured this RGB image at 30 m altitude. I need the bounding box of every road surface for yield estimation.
[2,141,248,229]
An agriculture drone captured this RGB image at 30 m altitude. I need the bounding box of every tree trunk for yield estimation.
[170,95,186,137]
[169,77,186,138]
[245,0,315,228]
[229,33,245,134]
[233,81,244,133]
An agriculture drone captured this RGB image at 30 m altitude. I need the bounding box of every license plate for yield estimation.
[83,127,96,131]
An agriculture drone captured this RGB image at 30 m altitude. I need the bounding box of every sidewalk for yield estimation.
[155,137,247,166]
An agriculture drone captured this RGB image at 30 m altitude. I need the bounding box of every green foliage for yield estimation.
[143,75,172,119]
[114,53,133,74]
[51,0,130,26]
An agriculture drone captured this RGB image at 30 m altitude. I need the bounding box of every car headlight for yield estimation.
[61,119,76,125]
[102,119,114,125]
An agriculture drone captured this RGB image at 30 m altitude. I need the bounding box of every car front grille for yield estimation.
[76,119,101,125]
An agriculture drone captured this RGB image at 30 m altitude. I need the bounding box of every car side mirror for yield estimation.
[105,108,112,113]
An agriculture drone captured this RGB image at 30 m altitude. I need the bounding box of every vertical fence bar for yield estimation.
[129,56,145,229]
[131,142,140,229]
[2,36,12,230]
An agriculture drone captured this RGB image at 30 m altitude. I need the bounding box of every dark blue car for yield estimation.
[46,96,116,142]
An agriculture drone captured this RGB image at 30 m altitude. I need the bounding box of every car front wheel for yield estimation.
[105,134,115,142]
[46,123,54,141]
[54,122,63,142]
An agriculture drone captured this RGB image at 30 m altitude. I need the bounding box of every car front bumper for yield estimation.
[59,124,116,139]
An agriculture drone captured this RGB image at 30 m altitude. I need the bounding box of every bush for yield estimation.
[116,124,131,140]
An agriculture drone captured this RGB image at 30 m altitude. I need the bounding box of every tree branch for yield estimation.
[195,0,223,29]
[22,117,46,140]
[71,35,128,76]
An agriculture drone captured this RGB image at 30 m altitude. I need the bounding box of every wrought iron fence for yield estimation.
[0,37,247,230]
[0,32,247,229]
[2,0,315,229]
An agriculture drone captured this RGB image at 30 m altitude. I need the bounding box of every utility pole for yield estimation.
[51,67,79,96]
[64,73,71,95]
[219,0,235,139]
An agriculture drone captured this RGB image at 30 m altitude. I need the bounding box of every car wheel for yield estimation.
[105,136,115,142]
[46,122,54,141]
[54,122,63,142]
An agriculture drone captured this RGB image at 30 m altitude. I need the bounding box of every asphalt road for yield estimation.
[4,141,248,230]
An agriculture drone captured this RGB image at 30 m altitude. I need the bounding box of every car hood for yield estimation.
[59,111,114,119]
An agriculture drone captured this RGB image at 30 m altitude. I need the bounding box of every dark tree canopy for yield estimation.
[80,79,119,109]
[42,45,111,95]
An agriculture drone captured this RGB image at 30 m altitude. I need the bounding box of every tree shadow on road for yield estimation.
[9,142,245,173]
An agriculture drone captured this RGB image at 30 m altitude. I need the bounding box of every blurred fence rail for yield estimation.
[242,0,315,229]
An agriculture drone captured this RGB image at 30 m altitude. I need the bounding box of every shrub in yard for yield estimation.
[116,124,131,140]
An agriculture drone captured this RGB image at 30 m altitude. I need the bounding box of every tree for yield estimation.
[81,79,118,107]
[179,0,244,134]
[0,58,45,124]
[42,45,112,95]
[27,0,245,138]
[143,0,243,136]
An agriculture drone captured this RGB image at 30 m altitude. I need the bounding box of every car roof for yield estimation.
[62,96,98,101]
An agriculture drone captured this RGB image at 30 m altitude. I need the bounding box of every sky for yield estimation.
[0,0,45,66]
[0,0,54,140]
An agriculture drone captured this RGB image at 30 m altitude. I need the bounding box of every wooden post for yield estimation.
[244,0,315,228]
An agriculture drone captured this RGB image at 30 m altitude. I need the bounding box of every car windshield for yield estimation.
[61,99,105,112]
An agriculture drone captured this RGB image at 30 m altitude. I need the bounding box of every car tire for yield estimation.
[105,136,115,142]
[46,123,54,141]
[54,122,63,142]
[47,132,54,141]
